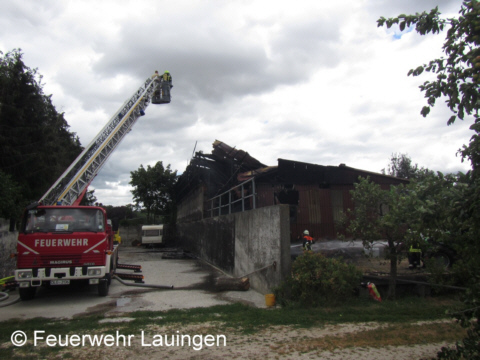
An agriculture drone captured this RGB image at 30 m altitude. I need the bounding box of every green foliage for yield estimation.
[0,49,82,207]
[346,177,387,242]
[377,7,446,36]
[345,177,407,299]
[382,153,419,179]
[424,264,456,298]
[381,153,434,180]
[274,251,362,307]
[377,1,480,356]
[0,170,24,219]
[104,204,135,220]
[345,173,469,298]
[129,161,177,223]
[404,172,466,240]
[119,216,146,227]
[102,204,144,228]
[460,121,480,173]
[436,282,480,359]
[378,1,480,125]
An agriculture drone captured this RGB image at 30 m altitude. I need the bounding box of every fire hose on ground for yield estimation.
[113,275,174,289]
[0,274,174,308]
[0,292,20,307]
[0,276,20,307]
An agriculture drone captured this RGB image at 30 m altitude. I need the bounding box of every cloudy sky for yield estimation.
[1,0,474,206]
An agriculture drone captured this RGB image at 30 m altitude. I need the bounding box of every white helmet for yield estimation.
[303,230,309,235]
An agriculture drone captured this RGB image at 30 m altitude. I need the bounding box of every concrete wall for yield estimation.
[0,219,17,278]
[118,225,142,244]
[233,205,291,294]
[177,205,291,294]
[177,215,235,272]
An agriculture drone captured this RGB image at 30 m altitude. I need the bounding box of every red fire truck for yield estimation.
[14,72,170,300]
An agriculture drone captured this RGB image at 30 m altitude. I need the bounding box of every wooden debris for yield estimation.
[214,276,250,291]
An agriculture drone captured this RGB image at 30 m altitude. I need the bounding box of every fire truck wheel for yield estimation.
[19,287,36,301]
[98,275,111,297]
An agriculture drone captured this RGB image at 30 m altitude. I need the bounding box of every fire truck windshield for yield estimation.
[23,208,105,234]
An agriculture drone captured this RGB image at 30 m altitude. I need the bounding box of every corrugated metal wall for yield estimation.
[294,185,338,240]
[256,183,355,241]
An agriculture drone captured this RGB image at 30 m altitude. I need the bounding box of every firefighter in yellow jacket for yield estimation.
[408,241,423,269]
[161,71,173,98]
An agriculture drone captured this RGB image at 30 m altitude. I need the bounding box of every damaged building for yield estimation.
[174,140,407,293]
[175,140,408,241]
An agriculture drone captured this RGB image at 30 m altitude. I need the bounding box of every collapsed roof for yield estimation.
[175,140,407,203]
[175,140,267,201]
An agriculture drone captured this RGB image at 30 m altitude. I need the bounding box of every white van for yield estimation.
[141,225,164,246]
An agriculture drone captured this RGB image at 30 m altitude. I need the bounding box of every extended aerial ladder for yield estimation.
[40,74,170,206]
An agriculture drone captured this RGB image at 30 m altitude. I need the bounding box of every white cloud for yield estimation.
[0,0,471,206]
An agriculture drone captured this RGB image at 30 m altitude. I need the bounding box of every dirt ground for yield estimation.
[350,254,416,275]
[51,320,454,360]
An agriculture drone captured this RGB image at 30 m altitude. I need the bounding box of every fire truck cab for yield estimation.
[15,205,117,300]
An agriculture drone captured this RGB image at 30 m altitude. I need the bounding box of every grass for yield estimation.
[0,295,467,359]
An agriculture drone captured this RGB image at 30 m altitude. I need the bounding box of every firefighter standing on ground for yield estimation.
[302,230,314,251]
[408,240,423,269]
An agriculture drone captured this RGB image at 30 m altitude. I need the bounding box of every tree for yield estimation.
[377,1,479,125]
[382,153,419,179]
[346,172,465,299]
[379,2,480,356]
[0,49,82,208]
[102,205,136,231]
[410,171,480,360]
[345,177,405,299]
[0,170,24,222]
[105,204,135,220]
[130,161,177,223]
[382,153,434,180]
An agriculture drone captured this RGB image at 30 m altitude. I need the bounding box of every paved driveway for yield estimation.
[0,246,266,321]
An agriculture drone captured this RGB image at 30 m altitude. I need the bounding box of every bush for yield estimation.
[436,281,480,359]
[274,251,363,307]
